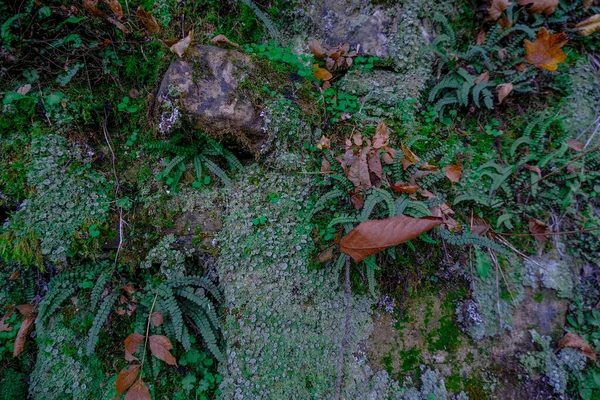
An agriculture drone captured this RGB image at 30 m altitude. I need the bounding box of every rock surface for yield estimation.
[156,45,267,155]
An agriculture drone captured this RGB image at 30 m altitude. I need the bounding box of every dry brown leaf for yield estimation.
[211,34,239,47]
[390,183,419,194]
[350,193,364,209]
[529,218,550,241]
[17,84,31,95]
[368,150,383,186]
[170,31,193,58]
[313,64,332,81]
[127,303,137,316]
[116,364,140,396]
[13,305,35,357]
[353,132,363,146]
[517,0,558,14]
[373,122,390,149]
[83,0,106,18]
[0,312,13,332]
[524,28,567,72]
[557,332,597,361]
[317,135,331,150]
[567,139,584,151]
[347,147,372,191]
[584,0,592,7]
[488,0,512,20]
[318,246,334,263]
[151,311,163,327]
[444,163,462,183]
[125,333,144,362]
[401,144,419,163]
[470,214,490,236]
[122,284,136,295]
[340,215,443,262]
[149,335,177,365]
[308,39,327,60]
[124,379,151,400]
[136,6,160,33]
[525,164,542,178]
[515,62,527,72]
[320,157,332,174]
[576,14,600,36]
[108,0,123,17]
[9,272,19,280]
[496,82,514,104]
[475,72,490,84]
[476,30,487,45]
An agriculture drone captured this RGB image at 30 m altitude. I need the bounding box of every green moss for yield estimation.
[398,347,424,373]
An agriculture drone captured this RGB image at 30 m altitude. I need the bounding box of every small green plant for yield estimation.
[323,89,359,122]
[244,41,314,79]
[117,97,139,113]
[484,119,503,137]
[146,132,243,192]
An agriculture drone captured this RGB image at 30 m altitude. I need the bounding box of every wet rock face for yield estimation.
[156,45,266,154]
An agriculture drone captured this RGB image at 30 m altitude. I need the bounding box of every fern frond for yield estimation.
[201,156,232,186]
[404,201,431,218]
[372,188,395,218]
[363,256,378,297]
[86,292,117,355]
[328,215,358,228]
[312,189,345,216]
[90,271,109,311]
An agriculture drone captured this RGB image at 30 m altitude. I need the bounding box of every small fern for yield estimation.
[86,292,118,355]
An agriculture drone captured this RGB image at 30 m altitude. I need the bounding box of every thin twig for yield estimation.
[102,118,123,266]
[140,291,159,375]
[335,257,352,400]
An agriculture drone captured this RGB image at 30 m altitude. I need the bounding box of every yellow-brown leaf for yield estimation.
[170,31,193,58]
[136,6,160,33]
[444,163,462,183]
[124,379,151,400]
[211,34,239,47]
[83,0,106,18]
[108,0,123,17]
[340,215,443,262]
[13,305,36,357]
[524,28,567,72]
[149,335,177,365]
[488,0,511,20]
[567,139,584,151]
[528,218,550,241]
[496,82,514,104]
[372,122,390,149]
[557,332,597,361]
[575,14,600,37]
[124,333,144,362]
[313,65,332,81]
[116,365,140,396]
[517,0,558,15]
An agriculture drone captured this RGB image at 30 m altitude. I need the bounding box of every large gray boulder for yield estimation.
[156,45,267,155]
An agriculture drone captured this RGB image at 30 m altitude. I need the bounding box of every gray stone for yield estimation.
[156,45,266,155]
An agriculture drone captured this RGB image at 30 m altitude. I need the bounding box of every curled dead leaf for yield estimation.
[149,335,177,365]
[13,305,36,357]
[313,65,332,81]
[122,284,136,295]
[576,14,600,37]
[524,28,567,72]
[525,164,542,178]
[0,312,14,332]
[476,30,486,45]
[347,146,372,191]
[320,157,332,174]
[557,332,597,361]
[496,82,514,104]
[108,0,123,17]
[488,0,511,20]
[151,311,163,327]
[318,246,334,263]
[9,272,20,280]
[125,333,144,362]
[124,378,151,400]
[116,364,140,396]
[475,71,490,84]
[170,31,193,58]
[567,139,584,151]
[308,39,327,60]
[470,214,490,236]
[211,34,239,47]
[372,122,390,149]
[83,0,107,18]
[136,6,160,33]
[517,0,558,15]
[317,135,331,150]
[390,183,419,195]
[528,218,550,241]
[340,215,443,262]
[444,163,462,183]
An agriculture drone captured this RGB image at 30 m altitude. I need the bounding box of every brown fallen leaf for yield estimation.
[13,304,36,357]
[517,0,558,15]
[17,84,31,95]
[496,83,514,104]
[352,131,363,146]
[170,31,193,58]
[368,150,383,187]
[350,193,364,209]
[151,311,163,327]
[444,163,462,183]
[318,246,334,263]
[122,284,136,295]
[313,64,332,81]
[340,215,443,262]
[382,148,395,165]
[475,71,490,84]
[149,335,177,365]
[107,0,123,17]
[470,214,490,236]
[372,122,390,149]
[116,364,140,397]
[584,0,592,7]
[529,218,550,241]
[557,332,597,361]
[488,0,512,20]
[83,0,107,18]
[476,30,486,45]
[390,183,419,195]
[124,379,151,400]
[525,164,542,178]
[136,6,160,33]
[347,146,372,191]
[211,34,239,48]
[0,312,14,332]
[320,157,332,174]
[317,135,331,150]
[576,14,600,37]
[567,139,584,151]
[125,333,144,362]
[308,39,327,60]
[401,144,419,163]
[524,28,567,72]
[9,272,19,280]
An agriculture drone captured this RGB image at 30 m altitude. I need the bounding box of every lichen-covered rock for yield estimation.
[156,45,267,154]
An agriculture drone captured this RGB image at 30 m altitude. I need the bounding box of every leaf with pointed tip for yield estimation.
[496,83,513,104]
[576,14,600,36]
[372,122,389,149]
[170,31,193,58]
[116,364,140,396]
[313,65,332,81]
[567,139,584,151]
[488,0,511,20]
[524,28,567,72]
[124,379,151,400]
[149,335,177,365]
[444,163,462,183]
[340,215,443,262]
[13,305,36,357]
[151,311,164,327]
[528,218,549,241]
[517,0,558,15]
[211,34,239,47]
[125,333,144,362]
[557,332,597,361]
[136,6,160,33]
